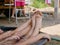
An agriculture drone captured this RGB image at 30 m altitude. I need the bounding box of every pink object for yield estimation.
[45,0,51,4]
[15,0,25,6]
[16,2,25,6]
[15,0,25,2]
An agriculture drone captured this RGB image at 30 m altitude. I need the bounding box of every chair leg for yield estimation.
[15,10,18,25]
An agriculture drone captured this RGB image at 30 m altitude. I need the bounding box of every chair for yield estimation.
[15,0,31,24]
[4,0,14,22]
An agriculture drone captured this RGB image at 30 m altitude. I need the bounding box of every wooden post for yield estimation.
[54,0,59,19]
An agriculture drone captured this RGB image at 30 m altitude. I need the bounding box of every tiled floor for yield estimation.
[0,13,60,27]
